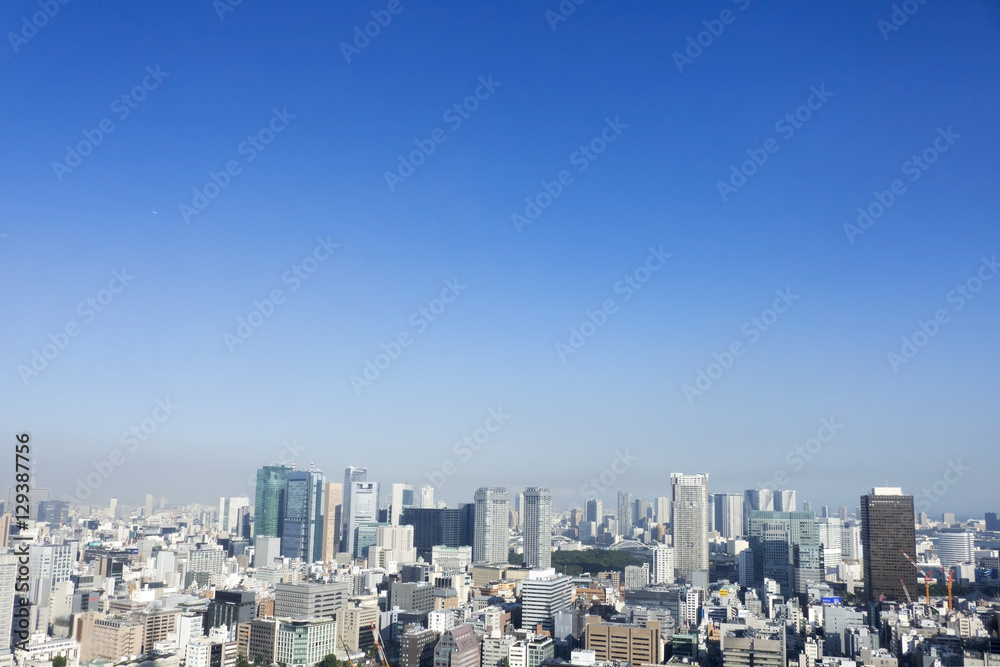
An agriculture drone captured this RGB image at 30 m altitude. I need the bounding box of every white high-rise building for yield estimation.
[651,545,675,584]
[420,485,435,509]
[655,497,670,525]
[938,531,975,568]
[523,488,552,569]
[28,543,75,607]
[713,493,743,539]
[520,569,572,634]
[218,496,250,533]
[369,525,417,570]
[0,556,17,667]
[841,524,862,561]
[389,483,415,526]
[474,487,510,564]
[817,517,843,572]
[671,473,709,582]
[341,467,368,554]
[344,477,379,559]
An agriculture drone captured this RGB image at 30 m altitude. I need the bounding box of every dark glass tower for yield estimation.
[254,465,291,538]
[281,467,326,562]
[861,487,916,605]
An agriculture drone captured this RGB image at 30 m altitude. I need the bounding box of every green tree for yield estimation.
[53,657,67,667]
[317,655,340,667]
[237,657,251,667]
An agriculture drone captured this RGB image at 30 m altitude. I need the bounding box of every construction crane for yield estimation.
[900,550,931,606]
[900,579,913,605]
[370,622,390,667]
[340,622,356,667]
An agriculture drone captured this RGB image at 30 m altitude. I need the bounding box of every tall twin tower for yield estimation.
[473,486,552,568]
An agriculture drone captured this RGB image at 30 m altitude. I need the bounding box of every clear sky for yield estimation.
[1,1,998,517]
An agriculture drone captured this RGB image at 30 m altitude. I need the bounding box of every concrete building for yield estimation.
[273,582,350,619]
[651,545,674,585]
[523,488,553,569]
[474,487,510,564]
[322,483,343,562]
[77,613,144,662]
[281,467,327,563]
[520,569,573,634]
[275,616,337,667]
[938,530,975,568]
[400,625,439,667]
[671,473,709,581]
[714,493,744,539]
[583,616,661,665]
[433,624,480,667]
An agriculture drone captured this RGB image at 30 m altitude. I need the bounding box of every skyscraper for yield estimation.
[713,493,744,539]
[743,489,797,532]
[520,569,573,634]
[617,492,633,538]
[585,499,603,524]
[420,485,435,509]
[390,483,416,526]
[345,481,380,559]
[474,487,510,564]
[281,467,326,563]
[219,496,250,533]
[322,482,343,562]
[255,466,292,538]
[671,473,709,581]
[747,511,822,595]
[523,488,552,569]
[860,487,916,605]
[654,497,670,525]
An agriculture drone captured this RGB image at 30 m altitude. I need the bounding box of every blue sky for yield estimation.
[1,0,998,517]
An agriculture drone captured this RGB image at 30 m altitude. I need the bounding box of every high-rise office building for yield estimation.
[205,590,256,639]
[345,481,380,559]
[254,466,291,538]
[585,499,603,524]
[617,492,633,538]
[37,500,69,526]
[420,486,435,509]
[671,474,709,581]
[860,487,916,605]
[743,489,797,532]
[747,511,822,595]
[253,536,281,569]
[401,506,474,558]
[838,506,849,521]
[654,497,670,525]
[713,493,744,539]
[523,488,552,569]
[281,468,326,562]
[322,482,343,562]
[634,499,652,527]
[986,512,1000,531]
[938,530,975,568]
[520,569,573,635]
[0,557,17,667]
[390,483,416,526]
[219,496,251,533]
[144,494,154,517]
[473,487,510,564]
[817,517,843,572]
